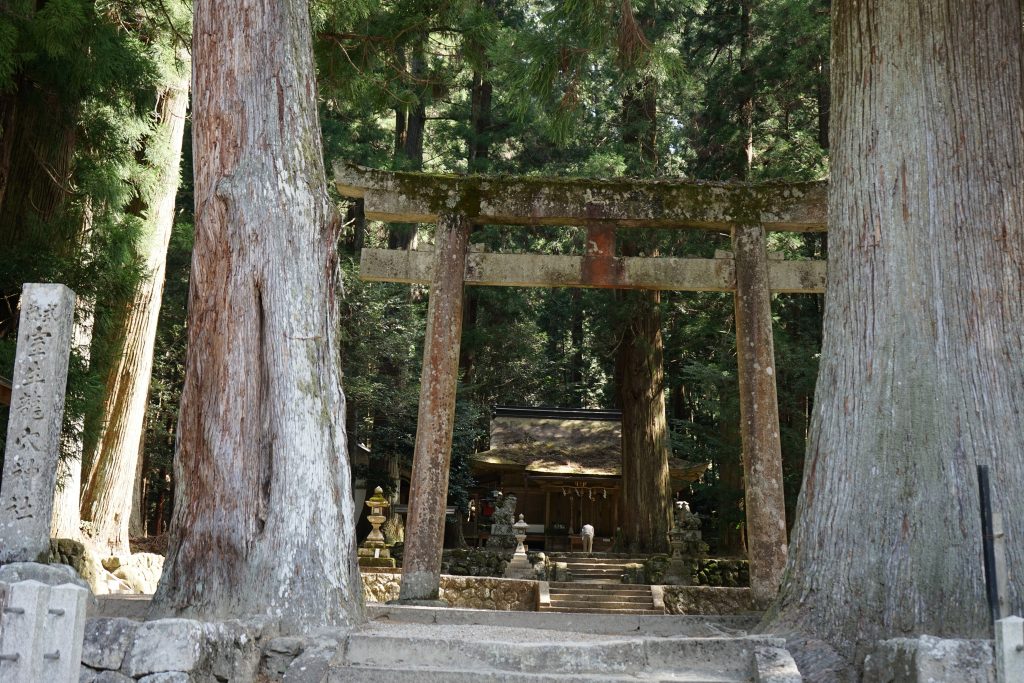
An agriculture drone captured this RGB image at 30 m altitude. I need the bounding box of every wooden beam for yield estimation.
[335,162,828,232]
[358,248,826,293]
[398,212,471,604]
[732,223,789,608]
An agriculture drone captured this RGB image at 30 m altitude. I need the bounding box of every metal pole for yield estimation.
[977,464,1000,622]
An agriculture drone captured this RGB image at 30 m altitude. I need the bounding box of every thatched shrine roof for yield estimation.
[471,410,708,483]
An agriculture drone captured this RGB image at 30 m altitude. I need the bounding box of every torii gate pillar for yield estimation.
[732,222,789,607]
[398,211,472,603]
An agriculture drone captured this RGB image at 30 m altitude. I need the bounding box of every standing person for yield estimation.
[581,523,595,553]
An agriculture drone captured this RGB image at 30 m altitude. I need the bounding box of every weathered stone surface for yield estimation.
[283,640,339,683]
[82,617,138,670]
[0,283,76,563]
[732,223,787,608]
[44,582,90,683]
[137,673,192,683]
[398,212,471,603]
[79,668,136,683]
[862,635,995,683]
[122,618,206,677]
[362,572,537,611]
[359,248,826,293]
[0,560,91,593]
[753,646,802,682]
[334,161,828,232]
[662,586,756,615]
[49,537,87,573]
[202,620,262,682]
[260,636,306,680]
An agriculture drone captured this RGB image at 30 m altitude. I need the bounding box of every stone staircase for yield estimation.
[548,553,650,583]
[542,581,661,614]
[541,554,663,615]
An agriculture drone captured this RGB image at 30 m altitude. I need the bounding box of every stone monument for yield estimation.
[0,284,76,564]
[503,514,533,579]
[358,486,396,569]
[664,500,708,585]
[485,493,518,550]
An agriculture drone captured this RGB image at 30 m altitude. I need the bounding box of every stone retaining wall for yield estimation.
[661,586,756,615]
[361,571,537,611]
[644,555,750,587]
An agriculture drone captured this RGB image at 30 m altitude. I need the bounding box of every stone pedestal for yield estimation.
[358,487,396,569]
[504,514,533,580]
[0,284,76,564]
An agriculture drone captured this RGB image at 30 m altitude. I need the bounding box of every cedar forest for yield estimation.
[2,0,1023,677]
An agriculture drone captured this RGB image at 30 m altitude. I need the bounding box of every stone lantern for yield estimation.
[504,514,534,580]
[358,486,396,569]
[664,501,707,585]
[513,513,529,554]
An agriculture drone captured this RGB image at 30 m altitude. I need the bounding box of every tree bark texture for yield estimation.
[152,0,363,629]
[399,212,470,602]
[81,53,190,555]
[616,288,672,554]
[771,0,1024,661]
[732,223,787,607]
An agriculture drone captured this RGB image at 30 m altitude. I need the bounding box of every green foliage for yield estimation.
[0,0,190,471]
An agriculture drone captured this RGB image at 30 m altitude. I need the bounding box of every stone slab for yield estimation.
[995,616,1024,683]
[366,603,759,636]
[40,582,89,683]
[0,579,49,681]
[862,635,995,683]
[0,283,76,563]
[753,645,803,682]
[122,618,206,677]
[82,618,138,670]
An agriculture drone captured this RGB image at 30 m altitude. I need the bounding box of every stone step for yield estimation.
[549,600,655,611]
[558,558,645,564]
[550,590,653,600]
[335,632,790,681]
[326,667,743,682]
[364,604,763,637]
[549,587,652,596]
[550,596,654,607]
[539,606,665,615]
[549,582,652,592]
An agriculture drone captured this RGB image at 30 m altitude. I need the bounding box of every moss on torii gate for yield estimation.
[335,162,829,608]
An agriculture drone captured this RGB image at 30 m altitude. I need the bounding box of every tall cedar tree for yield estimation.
[152,0,363,628]
[82,1,192,554]
[769,0,1024,672]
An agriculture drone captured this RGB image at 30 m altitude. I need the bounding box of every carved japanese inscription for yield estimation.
[0,283,76,563]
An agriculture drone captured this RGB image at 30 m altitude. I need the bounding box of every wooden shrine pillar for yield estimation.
[731,222,788,608]
[398,211,472,603]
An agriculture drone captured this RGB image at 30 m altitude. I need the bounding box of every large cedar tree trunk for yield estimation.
[615,287,672,554]
[152,0,363,629]
[770,0,1024,665]
[81,53,190,555]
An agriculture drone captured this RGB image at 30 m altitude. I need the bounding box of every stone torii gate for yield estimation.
[334,162,828,608]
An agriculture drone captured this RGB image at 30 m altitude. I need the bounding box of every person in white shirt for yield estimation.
[581,523,595,553]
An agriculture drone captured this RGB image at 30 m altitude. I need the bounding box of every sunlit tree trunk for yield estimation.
[81,51,190,555]
[151,0,363,629]
[770,0,1024,669]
